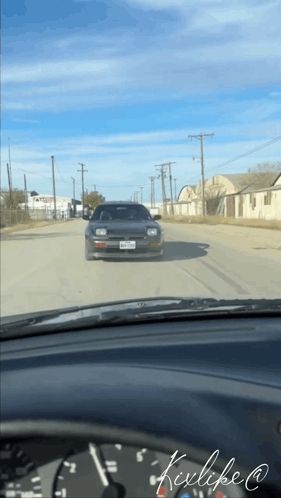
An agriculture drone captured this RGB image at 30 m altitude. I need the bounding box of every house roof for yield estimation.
[221,172,280,192]
[177,185,197,202]
[273,172,281,185]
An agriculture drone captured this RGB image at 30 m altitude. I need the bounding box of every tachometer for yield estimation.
[53,443,166,498]
[0,443,42,498]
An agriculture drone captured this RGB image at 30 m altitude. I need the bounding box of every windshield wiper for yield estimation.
[1,298,281,339]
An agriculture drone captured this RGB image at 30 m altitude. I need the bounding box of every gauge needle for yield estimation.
[89,443,109,487]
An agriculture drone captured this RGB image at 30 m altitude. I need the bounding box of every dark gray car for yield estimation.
[84,202,164,260]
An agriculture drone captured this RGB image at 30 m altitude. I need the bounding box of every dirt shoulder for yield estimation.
[162,215,281,230]
[0,219,72,236]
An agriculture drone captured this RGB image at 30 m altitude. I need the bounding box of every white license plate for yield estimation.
[119,241,136,250]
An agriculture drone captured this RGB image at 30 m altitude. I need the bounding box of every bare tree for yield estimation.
[204,184,226,201]
[1,189,25,209]
[245,161,281,188]
[204,184,226,215]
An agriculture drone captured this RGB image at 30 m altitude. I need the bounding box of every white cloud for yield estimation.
[2,116,280,196]
[123,0,186,10]
[11,118,40,124]
[270,91,281,97]
[3,58,119,84]
[2,0,281,112]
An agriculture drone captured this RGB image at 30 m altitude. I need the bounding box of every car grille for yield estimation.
[108,235,146,241]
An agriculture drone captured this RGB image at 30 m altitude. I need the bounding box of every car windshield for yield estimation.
[1,0,281,321]
[91,205,152,222]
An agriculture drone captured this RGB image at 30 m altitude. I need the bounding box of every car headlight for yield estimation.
[95,228,107,236]
[147,228,158,237]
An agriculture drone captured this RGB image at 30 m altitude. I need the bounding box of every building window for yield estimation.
[264,191,272,205]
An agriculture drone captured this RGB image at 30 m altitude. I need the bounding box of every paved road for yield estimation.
[1,219,281,316]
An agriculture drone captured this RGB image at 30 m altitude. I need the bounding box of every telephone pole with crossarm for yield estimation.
[188,133,214,216]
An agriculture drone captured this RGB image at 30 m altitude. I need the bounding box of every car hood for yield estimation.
[1,297,281,339]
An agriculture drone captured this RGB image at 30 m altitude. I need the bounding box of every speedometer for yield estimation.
[54,443,166,498]
[0,443,42,498]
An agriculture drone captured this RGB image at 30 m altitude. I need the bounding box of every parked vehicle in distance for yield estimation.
[84,202,164,260]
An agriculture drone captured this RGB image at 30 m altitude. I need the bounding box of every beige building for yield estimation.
[177,185,197,202]
[204,172,279,197]
[166,171,281,220]
[221,173,281,220]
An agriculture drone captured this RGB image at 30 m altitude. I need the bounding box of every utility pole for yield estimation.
[188,133,214,216]
[155,163,170,215]
[71,176,76,216]
[139,186,144,204]
[78,163,88,215]
[174,178,177,202]
[8,138,13,191]
[134,191,139,203]
[167,162,176,215]
[7,163,12,205]
[24,174,28,211]
[149,176,156,208]
[51,155,57,220]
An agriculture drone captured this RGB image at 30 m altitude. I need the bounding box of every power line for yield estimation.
[184,134,281,188]
[206,134,281,175]
[55,169,70,185]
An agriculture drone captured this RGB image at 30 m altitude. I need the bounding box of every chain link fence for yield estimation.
[0,208,70,228]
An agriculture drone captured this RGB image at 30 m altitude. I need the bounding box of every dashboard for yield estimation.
[1,439,246,498]
[1,314,281,498]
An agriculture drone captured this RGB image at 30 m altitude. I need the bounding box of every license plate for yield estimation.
[119,241,136,250]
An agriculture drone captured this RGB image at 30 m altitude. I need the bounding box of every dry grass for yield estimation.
[0,219,71,235]
[162,215,281,230]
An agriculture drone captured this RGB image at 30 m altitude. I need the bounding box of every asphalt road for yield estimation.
[1,219,281,317]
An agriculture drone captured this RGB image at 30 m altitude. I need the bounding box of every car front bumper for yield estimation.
[85,238,164,259]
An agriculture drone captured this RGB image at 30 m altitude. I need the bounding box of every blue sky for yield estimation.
[2,0,281,201]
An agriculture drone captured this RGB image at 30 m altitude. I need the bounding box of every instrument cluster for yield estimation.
[0,440,246,498]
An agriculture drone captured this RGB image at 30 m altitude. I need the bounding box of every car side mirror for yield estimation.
[153,214,162,220]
